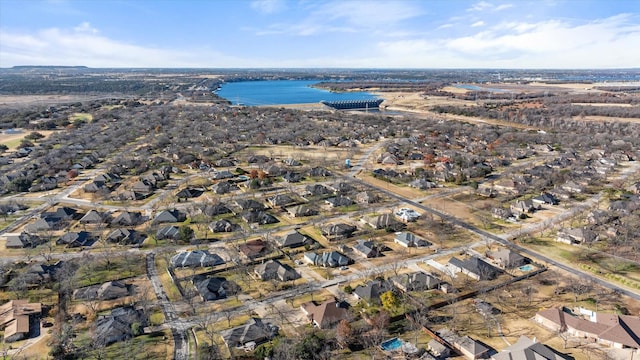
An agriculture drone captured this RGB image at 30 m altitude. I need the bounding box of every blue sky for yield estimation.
[1,0,639,68]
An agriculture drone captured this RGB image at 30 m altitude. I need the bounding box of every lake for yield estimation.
[216,80,379,106]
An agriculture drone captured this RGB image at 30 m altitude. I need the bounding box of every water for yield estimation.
[380,338,403,351]
[216,80,379,106]
[519,264,534,272]
[454,84,512,93]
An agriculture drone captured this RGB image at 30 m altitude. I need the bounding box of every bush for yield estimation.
[343,285,354,294]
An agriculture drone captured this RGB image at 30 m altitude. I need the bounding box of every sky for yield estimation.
[1,0,639,69]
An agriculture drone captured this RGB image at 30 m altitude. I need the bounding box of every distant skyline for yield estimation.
[1,0,639,69]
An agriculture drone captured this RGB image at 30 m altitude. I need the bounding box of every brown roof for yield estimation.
[300,299,348,329]
[0,300,42,340]
[238,239,267,258]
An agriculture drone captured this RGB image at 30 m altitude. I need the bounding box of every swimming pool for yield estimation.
[519,264,534,271]
[380,338,403,351]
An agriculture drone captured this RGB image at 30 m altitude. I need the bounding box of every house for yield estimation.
[353,280,391,304]
[106,228,143,245]
[116,190,148,201]
[428,339,451,358]
[79,209,109,224]
[409,178,438,190]
[220,318,278,349]
[321,223,357,241]
[83,180,110,193]
[325,196,353,208]
[131,180,154,193]
[492,335,569,360]
[211,181,239,194]
[0,300,42,342]
[94,306,146,346]
[4,232,43,249]
[328,182,354,194]
[362,214,405,231]
[267,194,295,207]
[74,281,131,301]
[532,192,559,206]
[192,275,227,301]
[24,218,56,232]
[209,219,238,233]
[170,250,224,268]
[556,227,598,245]
[156,226,181,240]
[535,308,640,349]
[308,167,332,177]
[57,231,94,248]
[277,230,311,248]
[176,187,203,200]
[448,256,501,281]
[391,271,441,292]
[199,203,231,216]
[241,210,279,225]
[301,299,349,329]
[286,205,318,218]
[561,181,584,194]
[152,209,186,224]
[438,328,492,359]
[352,239,380,258]
[395,208,421,222]
[212,170,235,180]
[283,158,301,166]
[254,260,299,282]
[110,211,145,226]
[510,199,540,215]
[238,239,268,258]
[394,232,431,248]
[304,251,351,268]
[304,184,331,196]
[485,248,527,269]
[355,191,379,204]
[282,172,302,183]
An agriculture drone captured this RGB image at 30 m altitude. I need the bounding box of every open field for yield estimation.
[0,129,56,150]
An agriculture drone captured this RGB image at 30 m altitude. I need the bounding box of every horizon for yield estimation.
[1,0,639,69]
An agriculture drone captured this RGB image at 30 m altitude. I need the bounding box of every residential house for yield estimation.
[438,328,492,359]
[110,211,145,226]
[535,308,640,349]
[362,214,405,231]
[328,182,354,194]
[116,190,148,201]
[176,187,203,200]
[94,306,147,346]
[492,335,569,360]
[561,181,584,194]
[24,218,56,232]
[220,318,278,349]
[212,170,235,180]
[209,219,238,233]
[211,181,238,194]
[267,194,295,207]
[200,203,231,216]
[0,300,42,342]
[448,256,501,281]
[308,167,332,177]
[4,232,43,249]
[236,199,265,212]
[277,230,311,248]
[57,231,94,248]
[394,232,431,248]
[74,281,131,301]
[152,209,186,224]
[391,272,441,292]
[304,251,351,268]
[485,248,528,269]
[238,239,268,259]
[241,210,279,225]
[300,299,349,329]
[395,208,421,222]
[156,226,181,240]
[254,260,299,282]
[355,191,378,204]
[353,280,391,304]
[428,339,451,358]
[321,223,357,241]
[192,275,227,301]
[409,178,437,190]
[304,184,331,196]
[83,180,110,193]
[532,192,559,206]
[131,180,154,194]
[556,227,598,245]
[325,196,353,208]
[79,210,109,224]
[286,205,318,218]
[282,172,302,183]
[170,250,224,268]
[352,239,380,258]
[510,200,540,215]
[106,228,143,245]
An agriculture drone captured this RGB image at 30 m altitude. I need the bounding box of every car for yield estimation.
[340,266,349,270]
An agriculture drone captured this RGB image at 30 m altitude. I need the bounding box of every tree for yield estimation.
[336,319,353,349]
[380,291,400,313]
[178,225,194,243]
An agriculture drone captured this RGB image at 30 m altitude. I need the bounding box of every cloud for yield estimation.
[0,24,247,68]
[250,0,286,14]
[471,21,485,27]
[467,1,513,12]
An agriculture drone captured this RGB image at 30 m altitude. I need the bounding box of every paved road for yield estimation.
[347,176,640,301]
[146,253,190,360]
